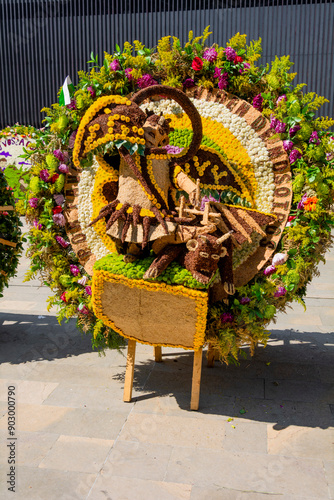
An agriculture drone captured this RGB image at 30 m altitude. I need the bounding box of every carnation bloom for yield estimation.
[242,62,251,72]
[60,292,67,302]
[40,169,50,182]
[276,95,287,106]
[289,124,301,137]
[304,196,318,211]
[191,57,203,71]
[137,74,158,89]
[283,140,294,152]
[225,46,236,62]
[110,59,121,71]
[28,197,39,208]
[218,72,229,90]
[274,286,287,298]
[33,219,42,230]
[309,131,320,145]
[87,86,95,97]
[67,99,76,110]
[124,68,133,80]
[53,149,65,162]
[85,286,92,295]
[270,116,278,129]
[297,193,308,210]
[234,55,243,63]
[275,121,287,134]
[183,78,195,89]
[53,213,66,226]
[77,276,88,286]
[203,48,218,62]
[50,173,59,184]
[272,252,288,266]
[252,94,263,112]
[220,312,234,323]
[240,297,250,305]
[263,264,276,276]
[55,235,70,248]
[54,194,65,205]
[289,149,302,164]
[70,265,80,276]
[213,67,222,78]
[58,164,69,173]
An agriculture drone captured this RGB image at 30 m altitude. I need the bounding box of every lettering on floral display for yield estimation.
[0,135,33,169]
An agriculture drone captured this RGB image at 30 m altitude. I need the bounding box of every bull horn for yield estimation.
[216,230,233,245]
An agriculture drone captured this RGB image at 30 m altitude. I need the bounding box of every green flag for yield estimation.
[59,76,75,106]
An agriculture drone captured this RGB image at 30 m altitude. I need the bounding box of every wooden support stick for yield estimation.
[0,238,17,248]
[179,196,185,218]
[0,206,14,211]
[207,343,216,368]
[190,348,203,411]
[201,201,210,226]
[175,206,221,218]
[123,339,136,402]
[195,178,201,208]
[154,346,162,362]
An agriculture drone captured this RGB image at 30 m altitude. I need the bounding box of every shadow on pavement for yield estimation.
[0,312,94,364]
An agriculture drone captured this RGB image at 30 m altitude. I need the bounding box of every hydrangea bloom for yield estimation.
[289,149,302,164]
[164,145,184,154]
[70,265,80,276]
[274,286,287,297]
[137,74,158,89]
[283,140,294,152]
[309,131,320,145]
[203,48,218,62]
[213,67,222,78]
[289,124,301,137]
[270,116,278,129]
[39,169,49,182]
[225,46,236,62]
[275,121,287,134]
[109,59,120,71]
[252,94,263,111]
[28,197,39,208]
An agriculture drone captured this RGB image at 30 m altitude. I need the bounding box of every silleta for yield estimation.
[7,441,16,492]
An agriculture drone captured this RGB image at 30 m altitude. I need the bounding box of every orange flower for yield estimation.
[304,196,318,211]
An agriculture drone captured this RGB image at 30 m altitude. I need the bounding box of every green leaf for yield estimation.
[287,248,297,256]
[115,44,121,53]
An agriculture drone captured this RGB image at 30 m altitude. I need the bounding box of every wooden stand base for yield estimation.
[123,342,203,410]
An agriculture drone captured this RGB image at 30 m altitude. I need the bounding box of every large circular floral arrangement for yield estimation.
[25,29,334,360]
[0,170,23,297]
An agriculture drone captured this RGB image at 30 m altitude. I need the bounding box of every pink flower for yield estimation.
[264,265,276,276]
[164,145,184,154]
[240,62,250,73]
[53,149,65,162]
[110,59,120,71]
[218,72,229,90]
[203,48,218,62]
[289,124,301,137]
[283,140,294,152]
[183,78,195,89]
[33,219,42,230]
[297,193,308,210]
[124,68,133,80]
[28,197,39,208]
[58,164,69,173]
[213,67,222,78]
[289,149,302,164]
[77,276,88,286]
[272,253,288,266]
[275,121,287,134]
[67,99,76,110]
[55,235,70,248]
[274,286,287,297]
[225,47,236,62]
[77,304,90,315]
[85,286,92,295]
[270,116,278,130]
[39,169,50,182]
[240,297,250,305]
[309,131,320,145]
[54,194,65,205]
[220,312,234,323]
[70,265,80,276]
[137,74,158,89]
[87,86,95,97]
[276,95,287,106]
[53,213,66,226]
[253,94,263,112]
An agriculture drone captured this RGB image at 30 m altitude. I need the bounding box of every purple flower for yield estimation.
[124,68,133,80]
[53,149,65,162]
[70,265,80,276]
[28,197,39,208]
[183,78,195,89]
[55,235,70,248]
[220,312,234,323]
[242,62,251,71]
[270,116,278,130]
[213,67,222,78]
[200,194,218,211]
[137,74,158,89]
[309,131,320,145]
[240,297,250,305]
[276,95,287,106]
[58,163,69,174]
[85,286,92,296]
[39,169,50,182]
[54,194,65,205]
[77,304,90,315]
[289,124,301,137]
[218,72,229,90]
[68,130,78,149]
[52,213,66,226]
[272,252,288,266]
[283,140,294,152]
[263,264,276,276]
[109,59,121,71]
[164,145,184,154]
[253,94,263,112]
[275,121,287,134]
[289,149,302,164]
[274,286,287,297]
[67,99,76,110]
[87,86,95,98]
[203,48,218,62]
[225,47,236,62]
[33,219,42,230]
[297,193,308,210]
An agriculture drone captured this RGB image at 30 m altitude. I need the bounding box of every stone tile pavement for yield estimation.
[0,231,333,499]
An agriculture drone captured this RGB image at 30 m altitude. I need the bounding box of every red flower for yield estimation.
[50,173,59,183]
[191,57,203,71]
[60,292,67,302]
[234,55,243,63]
[288,215,296,222]
[52,205,63,214]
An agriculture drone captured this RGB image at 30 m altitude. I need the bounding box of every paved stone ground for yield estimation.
[0,232,333,499]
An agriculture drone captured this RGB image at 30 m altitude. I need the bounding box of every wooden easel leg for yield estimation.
[123,339,136,402]
[154,345,162,362]
[190,348,203,411]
